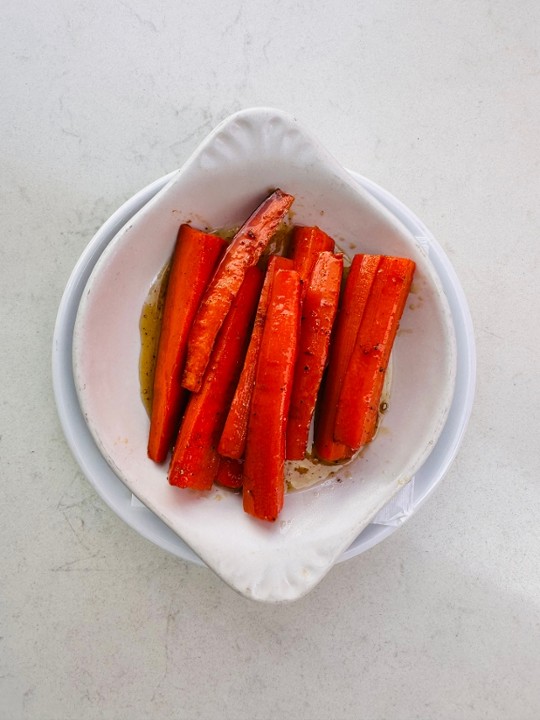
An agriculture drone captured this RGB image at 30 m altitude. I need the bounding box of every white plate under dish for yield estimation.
[53,108,475,601]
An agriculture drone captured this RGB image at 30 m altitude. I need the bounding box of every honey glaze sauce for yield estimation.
[139,262,170,416]
[138,223,394,491]
[285,360,393,491]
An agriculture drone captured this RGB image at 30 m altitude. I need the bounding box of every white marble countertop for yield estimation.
[2,2,539,718]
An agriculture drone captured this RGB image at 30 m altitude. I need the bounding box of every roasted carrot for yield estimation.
[243,268,301,521]
[215,457,243,490]
[313,254,381,462]
[290,225,335,296]
[147,225,225,463]
[218,255,294,460]
[334,256,415,451]
[168,266,263,491]
[182,189,294,392]
[286,252,343,460]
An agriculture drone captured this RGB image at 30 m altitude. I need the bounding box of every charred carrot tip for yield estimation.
[181,189,295,393]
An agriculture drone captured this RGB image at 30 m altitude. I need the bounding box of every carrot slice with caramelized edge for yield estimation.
[215,457,243,490]
[243,268,301,521]
[182,189,294,392]
[286,251,343,460]
[289,225,335,296]
[334,256,415,451]
[168,266,263,491]
[218,255,294,460]
[313,254,381,462]
[147,225,225,463]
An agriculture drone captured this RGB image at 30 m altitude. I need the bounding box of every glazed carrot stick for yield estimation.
[147,225,225,463]
[334,256,415,451]
[215,457,243,490]
[286,252,343,460]
[168,266,263,491]
[313,254,381,462]
[218,255,294,460]
[289,225,335,296]
[243,268,301,521]
[182,189,294,392]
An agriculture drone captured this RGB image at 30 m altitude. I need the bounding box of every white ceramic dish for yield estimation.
[64,108,460,602]
[52,166,474,570]
[53,110,474,600]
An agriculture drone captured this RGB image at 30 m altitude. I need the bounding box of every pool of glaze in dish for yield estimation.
[139,262,170,415]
